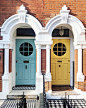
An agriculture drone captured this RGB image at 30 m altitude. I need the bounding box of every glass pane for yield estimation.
[24,43,28,47]
[17,28,35,36]
[29,52,32,55]
[29,47,33,51]
[24,52,28,56]
[53,48,57,51]
[19,42,33,56]
[24,47,28,51]
[54,44,57,47]
[62,52,66,55]
[58,52,61,56]
[58,48,61,51]
[63,47,66,51]
[58,43,62,47]
[52,29,59,37]
[20,47,23,51]
[20,52,23,55]
[29,43,32,47]
[53,43,66,56]
[54,52,57,55]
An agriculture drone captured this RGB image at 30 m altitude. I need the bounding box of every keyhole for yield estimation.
[59,65,61,67]
[25,65,27,69]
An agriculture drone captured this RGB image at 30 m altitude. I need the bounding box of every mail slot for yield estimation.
[57,61,62,62]
[23,61,29,63]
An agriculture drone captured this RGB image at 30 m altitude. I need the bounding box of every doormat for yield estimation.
[12,86,35,90]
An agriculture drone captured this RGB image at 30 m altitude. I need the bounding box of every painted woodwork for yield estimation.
[16,39,36,85]
[51,39,70,85]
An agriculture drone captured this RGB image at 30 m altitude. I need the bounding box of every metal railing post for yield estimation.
[42,73,46,108]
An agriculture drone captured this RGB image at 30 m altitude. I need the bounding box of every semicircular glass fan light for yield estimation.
[59,26,64,36]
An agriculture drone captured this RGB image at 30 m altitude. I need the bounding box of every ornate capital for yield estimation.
[17,4,27,23]
[60,5,70,23]
[36,45,41,49]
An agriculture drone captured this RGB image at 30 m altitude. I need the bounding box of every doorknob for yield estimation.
[25,65,27,69]
[69,72,70,73]
[59,65,61,67]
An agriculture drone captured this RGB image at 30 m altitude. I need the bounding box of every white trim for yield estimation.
[45,6,85,44]
[46,45,51,80]
[1,5,42,42]
[41,45,46,49]
[36,45,41,75]
[52,37,71,39]
[70,32,74,87]
[74,87,86,99]
[77,45,85,82]
[15,37,35,39]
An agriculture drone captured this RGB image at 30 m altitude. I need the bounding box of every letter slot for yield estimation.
[57,61,62,62]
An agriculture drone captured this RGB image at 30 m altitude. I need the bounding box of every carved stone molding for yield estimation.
[17,4,27,23]
[60,5,70,23]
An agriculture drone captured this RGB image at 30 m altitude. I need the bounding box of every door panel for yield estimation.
[51,39,70,85]
[51,63,56,80]
[16,39,36,85]
[18,63,23,80]
[30,63,35,80]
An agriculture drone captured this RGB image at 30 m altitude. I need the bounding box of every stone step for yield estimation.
[7,95,37,99]
[7,90,38,99]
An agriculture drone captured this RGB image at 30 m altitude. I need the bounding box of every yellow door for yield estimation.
[51,39,70,85]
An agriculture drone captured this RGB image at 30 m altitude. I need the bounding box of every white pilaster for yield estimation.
[77,45,85,82]
[45,45,51,81]
[2,44,10,94]
[36,45,41,75]
[36,44,43,95]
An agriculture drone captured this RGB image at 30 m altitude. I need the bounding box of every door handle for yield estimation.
[16,72,17,76]
[69,72,70,73]
[25,65,27,69]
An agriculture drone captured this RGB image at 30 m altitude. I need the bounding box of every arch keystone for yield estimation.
[60,5,70,23]
[17,4,27,23]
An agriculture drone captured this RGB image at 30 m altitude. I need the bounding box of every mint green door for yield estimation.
[16,39,36,85]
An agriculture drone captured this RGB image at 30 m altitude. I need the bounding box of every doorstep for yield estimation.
[7,90,37,99]
[46,90,84,99]
[51,90,79,96]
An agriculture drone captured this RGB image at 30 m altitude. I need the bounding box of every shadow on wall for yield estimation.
[0,0,45,27]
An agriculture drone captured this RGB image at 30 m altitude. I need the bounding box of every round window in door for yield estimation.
[19,42,33,56]
[53,43,66,56]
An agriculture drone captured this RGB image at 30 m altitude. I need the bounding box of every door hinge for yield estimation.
[16,60,17,63]
[16,72,17,76]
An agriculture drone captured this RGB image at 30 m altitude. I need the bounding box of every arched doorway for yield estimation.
[51,25,74,89]
[14,27,36,86]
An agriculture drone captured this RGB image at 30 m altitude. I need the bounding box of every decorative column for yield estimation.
[36,45,41,75]
[77,45,85,82]
[45,45,52,93]
[4,44,9,76]
[46,45,51,77]
[36,44,43,95]
[2,44,10,94]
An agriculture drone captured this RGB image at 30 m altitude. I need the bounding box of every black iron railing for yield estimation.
[17,92,27,108]
[47,92,86,108]
[42,73,47,108]
[0,92,38,108]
